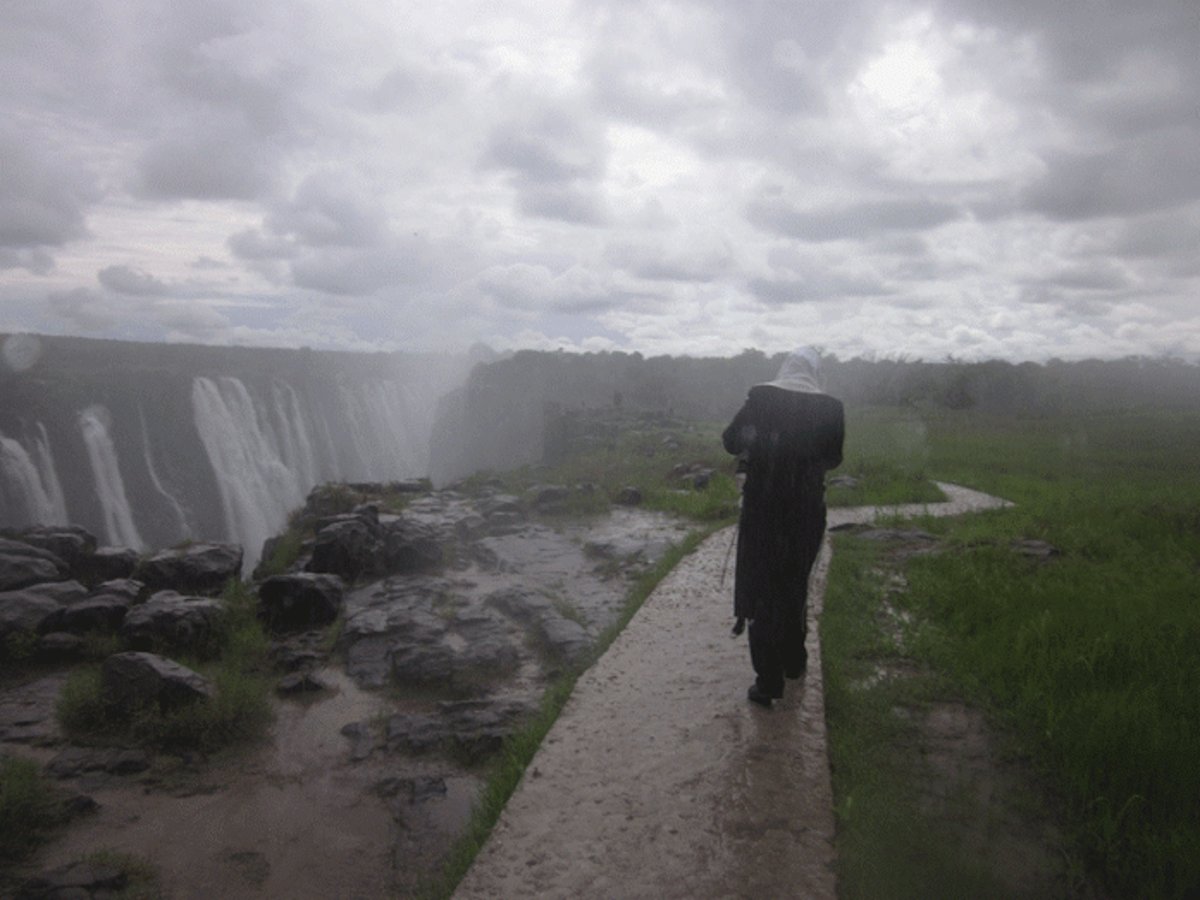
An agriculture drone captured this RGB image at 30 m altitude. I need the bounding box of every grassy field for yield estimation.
[823,406,1200,898]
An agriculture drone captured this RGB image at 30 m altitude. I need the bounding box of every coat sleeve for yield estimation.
[722,401,755,456]
[821,400,845,471]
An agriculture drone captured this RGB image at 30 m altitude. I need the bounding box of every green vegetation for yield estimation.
[57,580,273,753]
[0,756,70,865]
[418,527,718,899]
[823,408,1200,898]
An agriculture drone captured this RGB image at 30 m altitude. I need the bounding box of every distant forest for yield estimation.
[428,349,1200,483]
[462,348,1200,421]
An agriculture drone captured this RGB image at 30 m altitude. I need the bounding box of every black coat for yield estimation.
[722,386,844,624]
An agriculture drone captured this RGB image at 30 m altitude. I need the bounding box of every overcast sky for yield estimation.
[3,0,1198,361]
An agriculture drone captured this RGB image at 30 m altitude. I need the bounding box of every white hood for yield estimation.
[757,346,823,394]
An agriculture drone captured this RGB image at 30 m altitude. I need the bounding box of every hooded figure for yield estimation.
[722,347,844,708]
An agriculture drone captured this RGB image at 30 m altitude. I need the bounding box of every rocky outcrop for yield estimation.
[120,591,225,652]
[257,573,344,633]
[0,537,69,592]
[383,697,538,761]
[134,542,243,596]
[101,651,215,712]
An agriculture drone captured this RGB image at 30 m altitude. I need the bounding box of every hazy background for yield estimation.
[3,0,1198,360]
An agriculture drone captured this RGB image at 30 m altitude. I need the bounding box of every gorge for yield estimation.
[0,335,475,572]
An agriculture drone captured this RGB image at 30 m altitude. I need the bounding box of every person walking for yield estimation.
[722,347,844,708]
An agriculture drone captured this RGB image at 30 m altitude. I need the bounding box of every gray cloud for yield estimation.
[747,196,962,242]
[98,265,171,297]
[484,108,609,225]
[0,133,98,260]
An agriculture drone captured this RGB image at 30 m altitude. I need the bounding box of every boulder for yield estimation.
[0,591,63,642]
[41,590,132,634]
[306,519,380,580]
[379,517,442,573]
[8,525,96,570]
[36,632,85,661]
[614,486,643,506]
[0,537,69,591]
[134,542,243,596]
[78,545,140,583]
[257,573,344,633]
[101,651,215,713]
[120,591,224,652]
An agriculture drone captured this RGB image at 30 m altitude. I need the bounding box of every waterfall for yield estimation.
[78,405,144,548]
[0,427,69,526]
[269,382,320,488]
[138,406,191,540]
[191,376,307,571]
[338,379,430,480]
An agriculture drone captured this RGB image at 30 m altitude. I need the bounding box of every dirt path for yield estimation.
[454,483,1012,899]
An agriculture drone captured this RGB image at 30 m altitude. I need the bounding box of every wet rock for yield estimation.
[16,860,127,899]
[307,518,381,581]
[257,573,344,633]
[857,528,939,543]
[485,588,590,665]
[8,526,96,570]
[45,746,152,778]
[0,537,69,592]
[529,484,570,510]
[134,542,243,596]
[0,674,65,745]
[828,474,860,489]
[379,517,443,573]
[375,774,447,803]
[41,591,132,635]
[385,697,537,761]
[276,671,330,695]
[77,546,140,583]
[91,578,143,602]
[1011,538,1059,560]
[614,486,643,506]
[101,651,215,712]
[0,582,89,643]
[340,721,378,761]
[120,591,224,652]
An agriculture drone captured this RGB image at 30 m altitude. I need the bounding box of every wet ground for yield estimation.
[454,483,1013,898]
[7,507,693,898]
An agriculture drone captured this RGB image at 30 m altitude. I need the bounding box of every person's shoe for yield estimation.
[747,684,774,708]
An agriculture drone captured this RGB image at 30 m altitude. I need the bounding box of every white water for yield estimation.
[191,377,308,571]
[0,427,69,526]
[78,405,144,548]
[338,379,429,481]
[138,406,191,541]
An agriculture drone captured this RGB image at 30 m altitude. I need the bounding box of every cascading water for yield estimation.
[138,406,191,540]
[78,405,144,549]
[0,427,68,527]
[191,376,308,571]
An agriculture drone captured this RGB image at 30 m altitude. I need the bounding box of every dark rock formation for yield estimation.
[0,537,68,591]
[16,859,128,899]
[101,651,215,712]
[379,516,443,573]
[120,591,225,652]
[135,542,243,596]
[257,573,344,633]
[307,518,380,581]
[5,526,96,569]
[384,697,537,761]
[78,546,140,583]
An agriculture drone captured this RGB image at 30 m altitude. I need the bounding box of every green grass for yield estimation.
[825,408,1200,898]
[56,580,273,753]
[416,526,719,899]
[0,756,69,866]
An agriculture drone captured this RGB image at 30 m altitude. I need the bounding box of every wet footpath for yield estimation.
[454,484,1011,899]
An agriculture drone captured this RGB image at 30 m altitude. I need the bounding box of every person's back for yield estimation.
[723,348,844,707]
